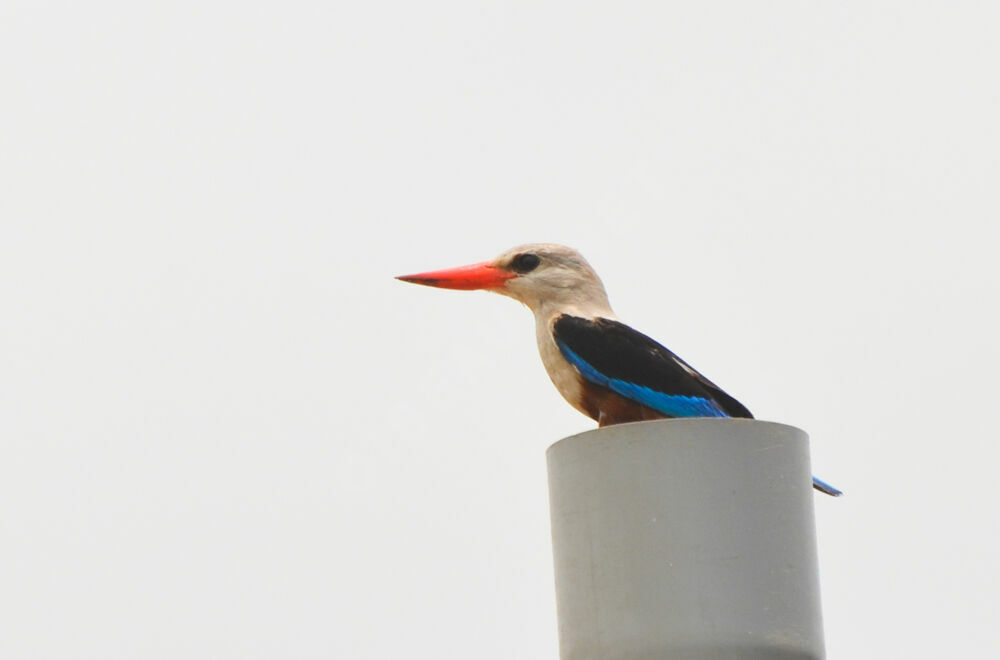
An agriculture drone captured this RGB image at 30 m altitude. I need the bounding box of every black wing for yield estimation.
[552,315,753,418]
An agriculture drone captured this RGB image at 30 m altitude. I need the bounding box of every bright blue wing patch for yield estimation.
[558,341,728,418]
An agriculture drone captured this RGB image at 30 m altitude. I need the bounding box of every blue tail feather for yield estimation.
[812,476,842,497]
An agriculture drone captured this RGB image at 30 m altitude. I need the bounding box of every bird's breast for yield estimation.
[535,317,590,417]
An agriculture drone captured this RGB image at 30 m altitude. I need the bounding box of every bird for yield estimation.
[396,243,841,496]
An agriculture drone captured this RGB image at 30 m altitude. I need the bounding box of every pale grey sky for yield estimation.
[2,2,998,658]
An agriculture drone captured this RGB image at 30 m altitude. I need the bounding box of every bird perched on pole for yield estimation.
[397,243,841,496]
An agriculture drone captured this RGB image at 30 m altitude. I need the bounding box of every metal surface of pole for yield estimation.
[547,419,825,660]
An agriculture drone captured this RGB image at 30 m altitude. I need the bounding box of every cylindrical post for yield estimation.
[547,419,825,660]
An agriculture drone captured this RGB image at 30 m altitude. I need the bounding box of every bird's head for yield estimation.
[396,243,614,317]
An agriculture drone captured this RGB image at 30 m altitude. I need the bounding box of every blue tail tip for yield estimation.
[813,476,843,497]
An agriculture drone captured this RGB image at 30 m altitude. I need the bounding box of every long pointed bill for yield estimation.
[396,261,516,290]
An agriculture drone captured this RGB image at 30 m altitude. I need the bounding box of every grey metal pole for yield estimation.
[547,419,825,660]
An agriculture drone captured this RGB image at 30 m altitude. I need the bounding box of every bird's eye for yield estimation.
[510,253,541,273]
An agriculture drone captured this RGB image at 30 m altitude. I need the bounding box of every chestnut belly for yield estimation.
[577,379,669,427]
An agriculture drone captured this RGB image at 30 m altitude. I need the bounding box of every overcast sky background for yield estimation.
[2,2,998,658]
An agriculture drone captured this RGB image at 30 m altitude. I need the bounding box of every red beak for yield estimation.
[396,261,516,290]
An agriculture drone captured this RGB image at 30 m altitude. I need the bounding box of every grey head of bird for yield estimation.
[489,244,613,317]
